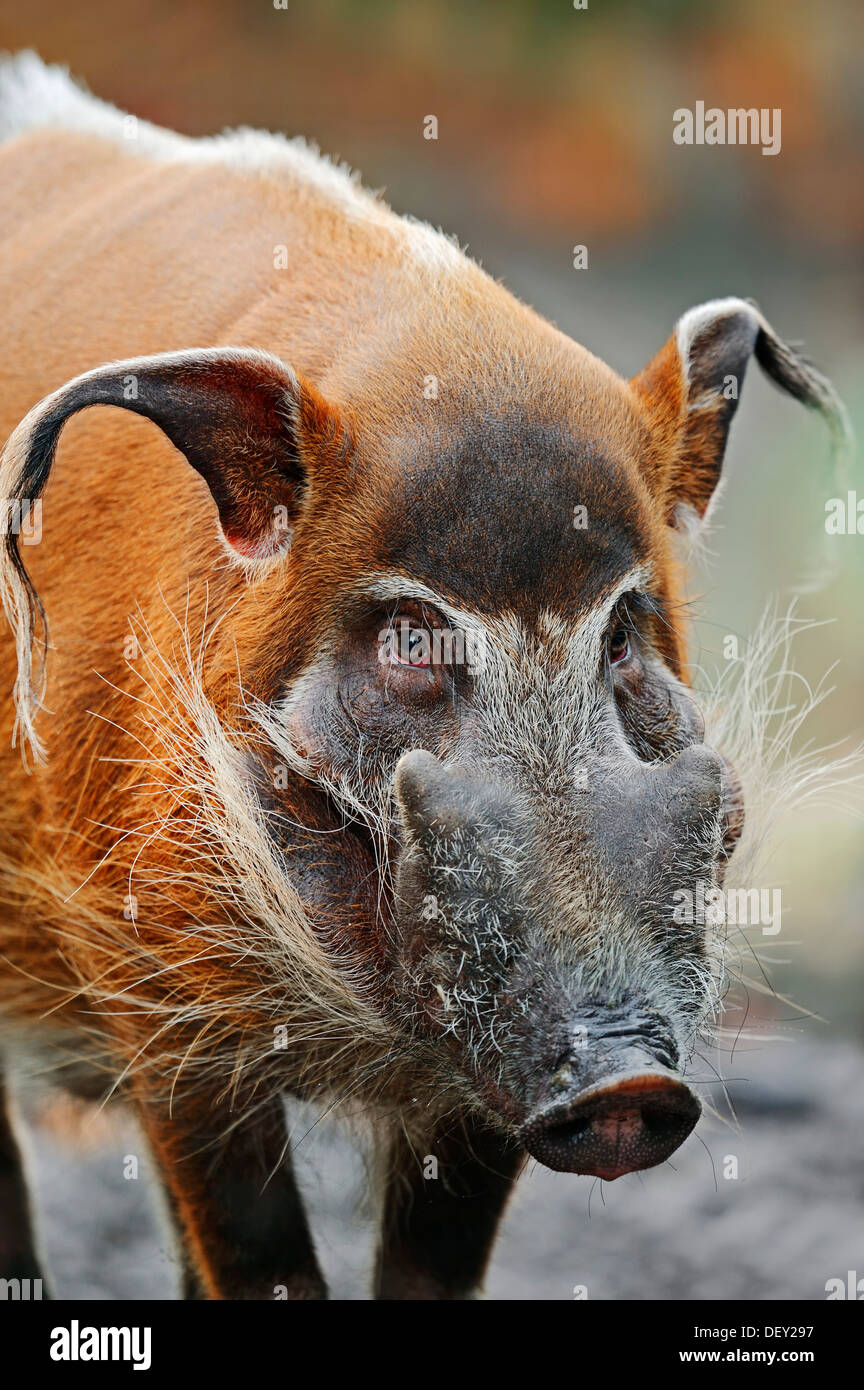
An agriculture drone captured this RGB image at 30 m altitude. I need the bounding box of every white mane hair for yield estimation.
[0,49,466,270]
[0,49,376,210]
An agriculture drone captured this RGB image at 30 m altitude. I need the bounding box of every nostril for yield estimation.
[641,1101,686,1138]
[545,1114,592,1144]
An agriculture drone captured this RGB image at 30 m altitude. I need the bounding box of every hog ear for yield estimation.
[1,347,339,561]
[629,297,850,531]
[0,346,343,760]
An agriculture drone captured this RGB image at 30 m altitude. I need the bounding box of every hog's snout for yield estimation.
[392,751,707,1178]
[522,1070,700,1179]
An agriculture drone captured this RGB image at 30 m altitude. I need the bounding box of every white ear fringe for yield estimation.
[0,401,52,765]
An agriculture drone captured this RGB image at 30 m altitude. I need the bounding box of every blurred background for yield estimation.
[1,0,862,1299]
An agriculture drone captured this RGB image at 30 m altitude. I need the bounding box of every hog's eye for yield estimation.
[607,627,631,665]
[383,624,432,668]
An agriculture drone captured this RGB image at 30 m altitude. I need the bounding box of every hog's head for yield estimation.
[2,295,843,1177]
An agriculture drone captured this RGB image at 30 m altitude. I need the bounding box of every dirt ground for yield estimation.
[14,1033,863,1301]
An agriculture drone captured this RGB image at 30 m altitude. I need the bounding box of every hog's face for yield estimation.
[258,302,763,1177]
[250,297,827,1180]
[5,298,837,1179]
[273,549,742,1176]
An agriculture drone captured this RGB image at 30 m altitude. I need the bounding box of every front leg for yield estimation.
[140,1090,327,1300]
[375,1118,522,1300]
[0,1074,51,1297]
